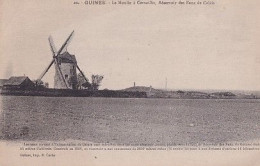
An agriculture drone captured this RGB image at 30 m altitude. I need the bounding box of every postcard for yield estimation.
[0,0,259,165]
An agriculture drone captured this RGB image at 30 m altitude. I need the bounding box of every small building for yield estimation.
[3,76,35,90]
[0,79,8,89]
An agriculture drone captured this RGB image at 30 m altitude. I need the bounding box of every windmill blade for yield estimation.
[48,36,57,57]
[55,30,74,57]
[37,35,57,81]
[37,31,74,88]
[49,34,69,88]
[76,65,88,82]
[38,59,55,80]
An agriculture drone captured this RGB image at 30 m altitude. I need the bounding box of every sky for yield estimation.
[0,0,259,90]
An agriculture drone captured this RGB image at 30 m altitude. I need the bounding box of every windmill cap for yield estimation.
[57,51,77,63]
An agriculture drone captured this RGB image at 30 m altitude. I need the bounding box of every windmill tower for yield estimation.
[54,51,77,89]
[37,31,88,90]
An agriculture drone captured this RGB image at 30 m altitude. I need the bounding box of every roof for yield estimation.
[0,79,8,86]
[58,51,77,63]
[4,76,30,86]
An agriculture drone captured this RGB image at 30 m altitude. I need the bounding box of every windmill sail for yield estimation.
[56,31,74,56]
[48,36,69,88]
[38,59,55,81]
[37,31,76,89]
[76,65,88,83]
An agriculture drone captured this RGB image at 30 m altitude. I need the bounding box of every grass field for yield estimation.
[0,96,259,144]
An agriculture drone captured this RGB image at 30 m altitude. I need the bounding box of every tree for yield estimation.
[33,79,48,89]
[91,75,104,90]
[68,75,78,89]
[34,79,43,86]
[77,73,91,89]
[77,73,104,90]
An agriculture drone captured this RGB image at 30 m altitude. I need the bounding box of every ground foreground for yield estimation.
[0,96,260,144]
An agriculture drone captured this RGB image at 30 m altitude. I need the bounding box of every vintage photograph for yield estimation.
[0,0,259,165]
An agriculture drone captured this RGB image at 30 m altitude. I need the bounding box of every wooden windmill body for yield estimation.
[54,52,77,89]
[37,31,88,90]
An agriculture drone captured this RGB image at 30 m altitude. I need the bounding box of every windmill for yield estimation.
[37,31,88,90]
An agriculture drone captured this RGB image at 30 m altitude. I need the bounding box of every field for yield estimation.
[0,96,259,144]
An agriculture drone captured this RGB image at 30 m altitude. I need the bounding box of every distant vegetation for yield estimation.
[77,73,91,89]
[123,86,259,99]
[77,73,103,90]
[33,80,49,89]
[91,75,104,90]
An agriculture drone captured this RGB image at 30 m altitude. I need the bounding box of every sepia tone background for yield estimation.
[0,0,260,165]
